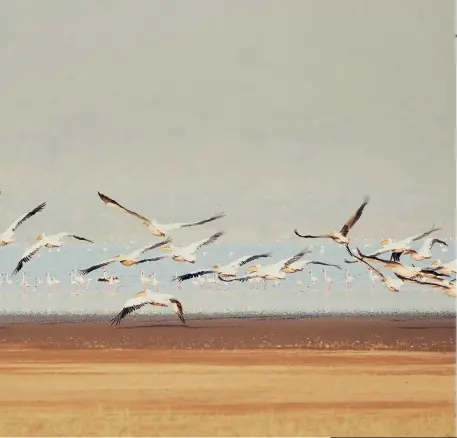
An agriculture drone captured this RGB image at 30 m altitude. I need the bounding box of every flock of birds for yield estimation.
[1,191,456,326]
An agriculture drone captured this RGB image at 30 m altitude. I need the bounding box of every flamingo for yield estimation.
[323,269,332,291]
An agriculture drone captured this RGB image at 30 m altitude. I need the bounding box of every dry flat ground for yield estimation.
[0,316,455,436]
[0,348,454,437]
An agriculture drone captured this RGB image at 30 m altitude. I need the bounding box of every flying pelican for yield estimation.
[172,252,272,282]
[294,196,370,245]
[11,233,93,275]
[396,238,448,262]
[355,248,447,282]
[431,259,457,276]
[217,249,311,287]
[159,232,224,264]
[281,259,342,274]
[98,192,225,237]
[346,226,441,263]
[0,202,46,246]
[77,238,171,276]
[393,275,456,297]
[110,289,185,326]
[345,245,403,292]
[35,232,93,247]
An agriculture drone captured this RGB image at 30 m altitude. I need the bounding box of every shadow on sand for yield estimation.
[397,326,455,330]
[115,323,241,329]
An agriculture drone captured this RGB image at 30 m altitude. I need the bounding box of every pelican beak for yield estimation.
[160,247,172,252]
[431,260,439,267]
[36,235,43,241]
[211,264,219,270]
[247,265,258,272]
[384,263,396,268]
[380,239,389,246]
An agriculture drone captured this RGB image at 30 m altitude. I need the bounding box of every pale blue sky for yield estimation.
[0,0,454,244]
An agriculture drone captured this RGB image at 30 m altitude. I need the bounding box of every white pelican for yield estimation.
[431,259,457,276]
[78,238,171,276]
[98,192,225,237]
[159,231,224,264]
[35,232,93,247]
[394,275,456,297]
[12,233,94,275]
[400,238,448,262]
[0,202,46,246]
[217,249,311,287]
[110,289,186,326]
[294,196,370,245]
[347,226,441,263]
[172,252,271,282]
[345,245,403,292]
[281,259,341,274]
[355,248,447,282]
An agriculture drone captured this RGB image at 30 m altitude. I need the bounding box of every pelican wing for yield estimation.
[98,192,151,225]
[340,196,370,237]
[5,202,46,235]
[308,261,342,270]
[170,298,186,324]
[172,270,214,282]
[110,295,151,326]
[51,232,93,243]
[12,242,45,275]
[356,248,396,265]
[346,245,388,284]
[410,225,441,242]
[184,231,224,255]
[164,211,226,231]
[135,256,167,265]
[77,259,116,276]
[294,229,330,239]
[72,235,94,243]
[236,253,272,267]
[426,238,448,250]
[132,237,172,257]
[217,274,253,283]
[284,248,312,267]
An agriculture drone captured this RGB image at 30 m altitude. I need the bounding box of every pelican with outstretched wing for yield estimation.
[12,232,93,275]
[0,202,47,246]
[98,192,225,237]
[345,245,403,292]
[218,249,311,287]
[110,289,186,326]
[172,252,272,282]
[77,238,170,276]
[294,196,370,245]
[345,226,442,264]
[160,231,224,264]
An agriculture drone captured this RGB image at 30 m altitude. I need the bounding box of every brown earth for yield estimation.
[0,314,455,351]
[0,316,454,436]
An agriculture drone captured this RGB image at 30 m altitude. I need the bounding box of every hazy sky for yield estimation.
[0,0,454,245]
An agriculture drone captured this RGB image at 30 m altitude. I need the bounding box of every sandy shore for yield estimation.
[0,315,454,436]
